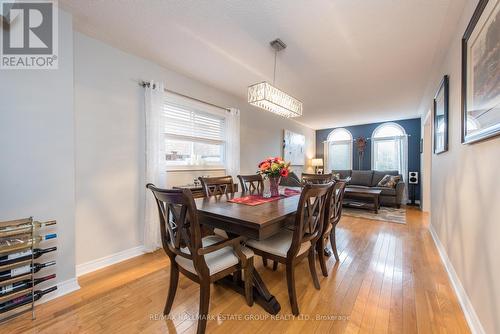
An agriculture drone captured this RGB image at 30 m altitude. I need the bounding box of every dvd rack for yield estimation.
[0,217,57,324]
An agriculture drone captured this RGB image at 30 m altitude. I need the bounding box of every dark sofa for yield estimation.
[334,170,405,208]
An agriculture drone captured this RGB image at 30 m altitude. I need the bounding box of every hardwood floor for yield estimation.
[3,208,470,333]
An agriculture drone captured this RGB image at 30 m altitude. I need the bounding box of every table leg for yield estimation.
[374,196,379,214]
[215,270,281,315]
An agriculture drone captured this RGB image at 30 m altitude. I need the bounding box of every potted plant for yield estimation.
[258,157,291,197]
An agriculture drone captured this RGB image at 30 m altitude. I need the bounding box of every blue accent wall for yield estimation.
[315,118,421,200]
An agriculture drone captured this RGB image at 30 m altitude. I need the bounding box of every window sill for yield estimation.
[165,167,226,172]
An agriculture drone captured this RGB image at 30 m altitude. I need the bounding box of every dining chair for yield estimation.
[198,176,236,239]
[301,173,333,184]
[246,182,332,315]
[238,173,275,268]
[316,180,347,276]
[146,184,254,334]
[199,176,235,196]
[237,174,263,192]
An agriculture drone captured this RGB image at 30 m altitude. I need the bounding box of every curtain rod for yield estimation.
[139,81,230,111]
[322,134,411,143]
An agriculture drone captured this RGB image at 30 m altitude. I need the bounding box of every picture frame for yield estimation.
[283,129,305,165]
[461,0,500,144]
[434,75,449,154]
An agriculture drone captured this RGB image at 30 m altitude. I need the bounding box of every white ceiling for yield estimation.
[60,0,467,129]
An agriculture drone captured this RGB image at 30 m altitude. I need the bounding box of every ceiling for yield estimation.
[60,0,467,129]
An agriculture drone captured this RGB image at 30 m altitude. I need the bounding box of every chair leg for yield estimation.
[244,258,254,306]
[329,228,340,261]
[317,238,328,277]
[233,269,241,283]
[285,262,299,315]
[197,281,211,334]
[272,260,278,271]
[308,248,321,290]
[262,257,268,267]
[163,263,179,315]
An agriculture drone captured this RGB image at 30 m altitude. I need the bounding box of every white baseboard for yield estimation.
[37,277,81,305]
[429,224,485,334]
[31,246,147,306]
[76,245,146,277]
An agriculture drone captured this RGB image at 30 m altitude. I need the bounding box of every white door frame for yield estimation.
[421,110,432,213]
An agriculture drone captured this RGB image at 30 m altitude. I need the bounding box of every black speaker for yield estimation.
[409,172,419,184]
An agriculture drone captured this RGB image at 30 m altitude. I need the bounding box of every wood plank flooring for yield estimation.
[2,208,470,333]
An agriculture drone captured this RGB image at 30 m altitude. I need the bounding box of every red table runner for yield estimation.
[228,188,301,206]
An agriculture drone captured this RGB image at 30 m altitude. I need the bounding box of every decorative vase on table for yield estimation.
[269,176,281,197]
[262,176,271,198]
[257,157,291,198]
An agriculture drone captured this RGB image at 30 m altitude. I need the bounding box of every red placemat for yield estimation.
[228,188,301,206]
[283,188,301,197]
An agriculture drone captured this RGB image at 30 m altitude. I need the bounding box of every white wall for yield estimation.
[74,33,315,266]
[423,0,499,332]
[0,11,76,288]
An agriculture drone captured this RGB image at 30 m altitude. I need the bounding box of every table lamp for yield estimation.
[311,158,323,174]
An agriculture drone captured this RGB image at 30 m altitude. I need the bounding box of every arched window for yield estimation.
[371,123,408,189]
[325,128,353,172]
[372,123,406,139]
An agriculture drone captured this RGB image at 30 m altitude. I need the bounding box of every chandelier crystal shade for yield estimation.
[248,82,303,118]
[248,39,303,118]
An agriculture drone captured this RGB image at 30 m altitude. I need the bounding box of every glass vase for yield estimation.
[269,175,281,197]
[262,176,271,198]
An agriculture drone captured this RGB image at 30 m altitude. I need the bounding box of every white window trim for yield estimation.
[163,92,228,171]
[165,166,226,172]
[324,128,353,171]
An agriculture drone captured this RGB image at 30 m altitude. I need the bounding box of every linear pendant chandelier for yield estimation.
[248,39,303,118]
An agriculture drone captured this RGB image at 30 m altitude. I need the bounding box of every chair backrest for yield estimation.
[146,184,208,275]
[288,182,332,258]
[199,176,235,197]
[237,174,263,192]
[322,181,347,235]
[301,173,333,184]
[279,171,302,187]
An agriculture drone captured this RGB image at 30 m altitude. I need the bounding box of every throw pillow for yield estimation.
[377,175,401,188]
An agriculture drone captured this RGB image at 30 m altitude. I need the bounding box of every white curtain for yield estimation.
[396,135,409,202]
[144,81,165,252]
[225,108,240,179]
[323,142,329,173]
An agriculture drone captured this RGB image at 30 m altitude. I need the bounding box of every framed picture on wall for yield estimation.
[283,130,305,165]
[434,75,449,154]
[462,0,500,144]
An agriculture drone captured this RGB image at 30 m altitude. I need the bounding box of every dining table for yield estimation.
[194,187,302,315]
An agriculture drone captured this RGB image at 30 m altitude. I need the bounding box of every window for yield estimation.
[466,118,479,131]
[325,128,353,171]
[162,94,226,168]
[371,122,407,172]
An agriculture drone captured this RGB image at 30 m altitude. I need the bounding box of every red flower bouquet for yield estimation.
[258,157,291,177]
[257,157,291,197]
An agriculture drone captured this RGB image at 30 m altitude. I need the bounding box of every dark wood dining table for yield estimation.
[194,187,302,315]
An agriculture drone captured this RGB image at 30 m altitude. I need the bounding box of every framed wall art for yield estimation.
[283,129,305,165]
[434,75,449,154]
[462,0,500,144]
